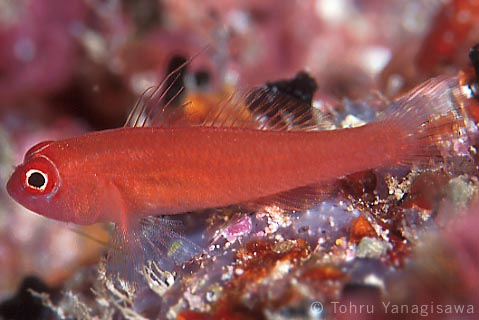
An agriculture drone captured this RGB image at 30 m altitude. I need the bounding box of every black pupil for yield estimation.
[28,172,46,188]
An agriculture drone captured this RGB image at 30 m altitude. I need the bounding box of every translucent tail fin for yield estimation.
[379,75,474,166]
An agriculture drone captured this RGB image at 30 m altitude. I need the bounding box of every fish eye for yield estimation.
[25,169,48,191]
[20,155,60,196]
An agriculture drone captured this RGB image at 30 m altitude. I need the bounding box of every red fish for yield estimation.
[5,71,473,279]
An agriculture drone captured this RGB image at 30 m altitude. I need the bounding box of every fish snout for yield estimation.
[6,166,24,201]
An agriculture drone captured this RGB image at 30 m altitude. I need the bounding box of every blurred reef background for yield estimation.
[1,0,479,319]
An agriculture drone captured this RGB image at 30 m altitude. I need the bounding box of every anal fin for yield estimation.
[244,182,337,211]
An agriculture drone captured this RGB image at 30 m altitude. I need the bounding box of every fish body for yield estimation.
[5,73,473,280]
[7,122,403,225]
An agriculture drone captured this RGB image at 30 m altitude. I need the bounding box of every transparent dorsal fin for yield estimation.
[126,82,329,131]
[242,87,324,131]
[200,86,332,131]
[124,67,187,128]
[125,46,329,131]
[124,47,208,128]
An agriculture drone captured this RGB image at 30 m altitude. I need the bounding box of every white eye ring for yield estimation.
[25,169,48,191]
